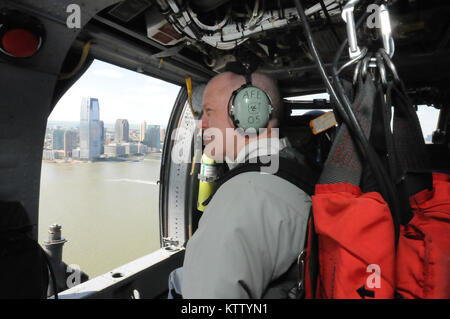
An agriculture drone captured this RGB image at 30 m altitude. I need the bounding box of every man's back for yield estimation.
[182,170,311,298]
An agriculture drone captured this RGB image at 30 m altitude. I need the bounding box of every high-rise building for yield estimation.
[115,119,129,143]
[80,97,102,161]
[99,120,105,154]
[144,125,161,151]
[140,121,147,142]
[52,129,64,150]
[64,130,77,157]
[160,127,166,143]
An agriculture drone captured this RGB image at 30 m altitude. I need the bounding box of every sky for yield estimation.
[50,59,439,138]
[49,59,181,127]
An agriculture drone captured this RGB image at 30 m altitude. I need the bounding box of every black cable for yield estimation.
[293,0,400,241]
[319,0,341,43]
[293,0,351,126]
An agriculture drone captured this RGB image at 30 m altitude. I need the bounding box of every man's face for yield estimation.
[199,74,240,162]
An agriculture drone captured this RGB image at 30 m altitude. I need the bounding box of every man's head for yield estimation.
[200,71,282,162]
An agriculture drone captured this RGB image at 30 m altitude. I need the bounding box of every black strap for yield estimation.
[365,77,433,227]
[245,73,252,86]
[305,209,319,299]
[224,61,258,77]
[202,156,319,207]
[217,156,318,196]
[367,82,413,225]
[389,83,433,196]
[385,82,433,224]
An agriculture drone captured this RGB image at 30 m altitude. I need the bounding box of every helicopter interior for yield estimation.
[0,0,449,298]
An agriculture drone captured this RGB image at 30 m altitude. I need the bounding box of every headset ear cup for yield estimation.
[232,86,273,131]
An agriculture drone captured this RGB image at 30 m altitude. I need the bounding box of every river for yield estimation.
[38,154,162,279]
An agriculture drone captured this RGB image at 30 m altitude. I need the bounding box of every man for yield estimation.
[180,71,313,298]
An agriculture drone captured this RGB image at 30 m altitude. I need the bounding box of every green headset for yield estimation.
[227,73,273,131]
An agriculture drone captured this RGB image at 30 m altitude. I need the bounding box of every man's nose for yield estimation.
[197,114,208,130]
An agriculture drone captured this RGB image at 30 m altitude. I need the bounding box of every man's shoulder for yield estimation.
[216,170,311,206]
[198,170,312,248]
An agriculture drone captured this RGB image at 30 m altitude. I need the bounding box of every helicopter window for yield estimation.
[285,94,439,142]
[286,93,331,117]
[416,105,440,143]
[40,59,180,278]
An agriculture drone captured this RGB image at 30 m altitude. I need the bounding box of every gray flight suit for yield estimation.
[181,138,312,298]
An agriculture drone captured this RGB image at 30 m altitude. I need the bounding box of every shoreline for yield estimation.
[43,152,162,164]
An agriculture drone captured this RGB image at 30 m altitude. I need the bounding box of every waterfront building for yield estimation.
[64,130,77,157]
[52,129,64,150]
[99,120,105,154]
[160,127,166,143]
[43,149,54,160]
[140,121,147,142]
[80,97,102,161]
[115,119,129,143]
[137,143,147,154]
[43,149,65,160]
[54,150,65,159]
[144,125,161,151]
[123,142,138,155]
[104,143,126,157]
[72,148,81,159]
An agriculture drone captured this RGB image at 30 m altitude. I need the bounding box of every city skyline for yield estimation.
[49,60,180,126]
[46,119,164,130]
[43,96,165,161]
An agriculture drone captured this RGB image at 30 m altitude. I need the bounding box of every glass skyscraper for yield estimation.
[63,130,77,157]
[144,125,161,150]
[52,129,64,150]
[80,97,102,160]
[115,119,129,143]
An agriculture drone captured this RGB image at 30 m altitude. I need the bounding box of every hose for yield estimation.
[185,77,198,118]
[59,40,92,80]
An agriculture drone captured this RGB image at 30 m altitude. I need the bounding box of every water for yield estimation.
[38,154,162,279]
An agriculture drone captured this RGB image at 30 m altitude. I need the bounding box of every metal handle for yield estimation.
[341,0,361,59]
[379,4,394,58]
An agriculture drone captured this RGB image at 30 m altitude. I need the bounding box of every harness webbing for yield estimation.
[202,155,319,208]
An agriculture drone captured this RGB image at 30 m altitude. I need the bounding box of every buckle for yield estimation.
[288,250,306,299]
